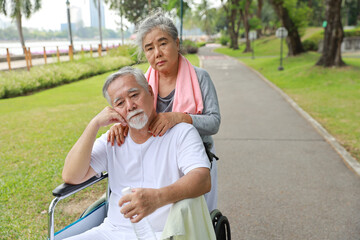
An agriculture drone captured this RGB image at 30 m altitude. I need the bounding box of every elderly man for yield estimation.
[62,66,212,240]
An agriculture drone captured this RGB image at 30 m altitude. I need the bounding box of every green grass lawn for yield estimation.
[216,35,289,58]
[215,42,360,163]
[0,54,197,239]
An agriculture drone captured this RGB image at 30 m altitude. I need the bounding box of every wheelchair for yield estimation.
[48,172,231,240]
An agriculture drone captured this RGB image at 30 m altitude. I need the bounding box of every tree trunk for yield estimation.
[308,0,313,8]
[257,0,263,37]
[224,1,242,50]
[15,12,26,54]
[356,0,360,26]
[241,10,251,52]
[241,0,252,53]
[228,21,239,49]
[316,0,345,67]
[269,0,305,56]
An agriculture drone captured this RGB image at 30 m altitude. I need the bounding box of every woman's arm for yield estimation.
[189,67,221,136]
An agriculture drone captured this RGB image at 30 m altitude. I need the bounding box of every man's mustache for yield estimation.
[127,109,144,121]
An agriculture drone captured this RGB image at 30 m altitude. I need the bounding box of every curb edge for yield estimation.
[238,60,360,177]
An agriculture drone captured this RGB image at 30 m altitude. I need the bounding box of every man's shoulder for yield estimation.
[171,122,196,132]
[165,123,201,141]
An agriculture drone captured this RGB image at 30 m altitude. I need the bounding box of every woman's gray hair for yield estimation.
[102,66,149,105]
[135,12,178,56]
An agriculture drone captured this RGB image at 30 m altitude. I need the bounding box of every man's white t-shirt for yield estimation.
[90,122,210,236]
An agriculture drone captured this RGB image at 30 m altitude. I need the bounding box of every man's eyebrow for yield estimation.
[128,87,139,93]
[113,97,122,104]
[113,88,139,104]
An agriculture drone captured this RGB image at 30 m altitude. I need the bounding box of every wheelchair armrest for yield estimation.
[52,172,108,198]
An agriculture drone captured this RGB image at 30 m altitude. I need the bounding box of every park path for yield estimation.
[199,45,360,240]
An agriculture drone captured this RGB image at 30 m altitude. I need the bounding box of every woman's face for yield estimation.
[142,28,180,75]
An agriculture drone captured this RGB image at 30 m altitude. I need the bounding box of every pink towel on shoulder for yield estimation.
[145,54,203,114]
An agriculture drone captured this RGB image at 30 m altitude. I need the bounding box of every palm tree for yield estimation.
[0,0,41,53]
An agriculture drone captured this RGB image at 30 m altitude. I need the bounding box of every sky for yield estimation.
[0,0,222,31]
[0,0,123,31]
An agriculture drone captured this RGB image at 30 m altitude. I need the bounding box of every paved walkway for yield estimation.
[199,45,360,240]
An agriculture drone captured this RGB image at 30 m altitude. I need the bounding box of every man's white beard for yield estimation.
[127,109,149,130]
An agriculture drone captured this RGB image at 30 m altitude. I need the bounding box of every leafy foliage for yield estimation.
[282,0,312,35]
[344,27,360,37]
[0,0,40,18]
[302,39,318,51]
[181,39,198,54]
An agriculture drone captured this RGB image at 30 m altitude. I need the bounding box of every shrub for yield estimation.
[182,39,198,54]
[302,39,318,51]
[196,42,207,48]
[0,54,134,99]
[344,27,360,37]
[219,34,230,46]
[303,31,324,52]
[108,44,145,63]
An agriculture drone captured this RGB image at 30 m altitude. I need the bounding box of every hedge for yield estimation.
[0,45,138,99]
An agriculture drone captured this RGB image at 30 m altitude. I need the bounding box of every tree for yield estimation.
[222,0,242,49]
[0,0,41,53]
[261,1,278,34]
[121,0,166,27]
[195,0,217,37]
[240,0,252,52]
[342,0,359,26]
[94,0,103,47]
[104,0,126,44]
[256,0,263,37]
[214,7,228,33]
[268,0,306,56]
[316,0,346,67]
[165,0,190,18]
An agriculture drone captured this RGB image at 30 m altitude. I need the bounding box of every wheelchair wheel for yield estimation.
[211,209,231,240]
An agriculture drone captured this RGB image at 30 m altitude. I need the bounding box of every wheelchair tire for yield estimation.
[211,209,231,240]
[215,215,231,240]
[211,209,223,229]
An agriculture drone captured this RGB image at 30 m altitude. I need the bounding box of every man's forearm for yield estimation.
[62,119,100,184]
[157,167,211,207]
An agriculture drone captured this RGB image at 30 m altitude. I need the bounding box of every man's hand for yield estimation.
[92,107,126,128]
[63,107,125,185]
[119,188,160,223]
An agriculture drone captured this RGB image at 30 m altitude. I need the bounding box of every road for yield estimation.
[199,45,360,240]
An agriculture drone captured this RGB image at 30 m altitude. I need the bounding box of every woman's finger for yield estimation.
[148,115,160,133]
[110,131,115,146]
[159,124,170,137]
[124,126,129,137]
[118,127,125,146]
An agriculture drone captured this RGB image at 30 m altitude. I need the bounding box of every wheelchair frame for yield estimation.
[48,172,231,240]
[48,173,109,240]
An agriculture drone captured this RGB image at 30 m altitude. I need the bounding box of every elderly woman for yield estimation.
[108,13,221,211]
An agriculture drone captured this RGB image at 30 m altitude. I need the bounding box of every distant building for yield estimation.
[61,23,76,32]
[90,0,105,28]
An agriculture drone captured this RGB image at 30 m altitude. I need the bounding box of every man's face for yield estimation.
[107,74,154,130]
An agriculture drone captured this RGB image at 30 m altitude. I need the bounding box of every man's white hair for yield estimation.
[102,66,149,105]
